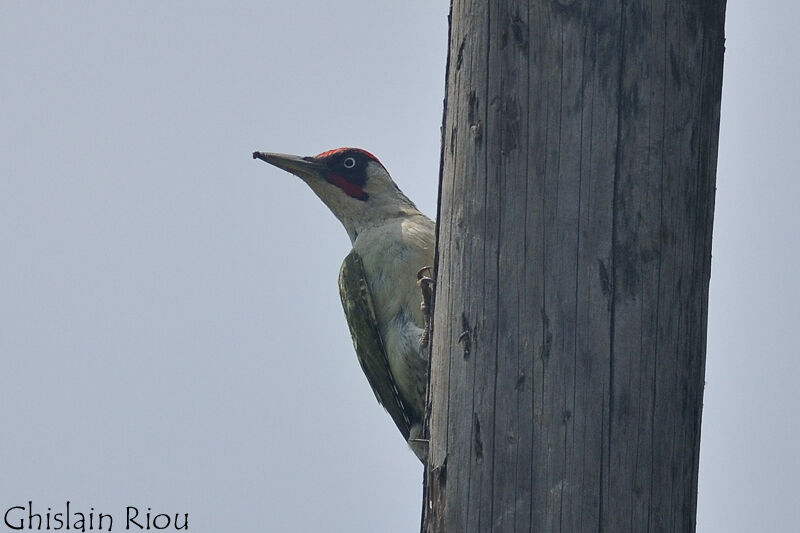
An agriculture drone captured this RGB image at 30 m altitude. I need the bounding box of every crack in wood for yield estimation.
[457,312,472,360]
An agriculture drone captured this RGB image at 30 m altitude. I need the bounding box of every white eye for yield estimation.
[343,157,356,169]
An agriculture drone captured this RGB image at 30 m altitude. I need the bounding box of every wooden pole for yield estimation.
[423,1,726,531]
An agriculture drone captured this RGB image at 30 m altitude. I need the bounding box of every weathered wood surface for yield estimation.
[423,1,726,531]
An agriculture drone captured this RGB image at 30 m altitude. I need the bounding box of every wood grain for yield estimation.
[424,1,726,531]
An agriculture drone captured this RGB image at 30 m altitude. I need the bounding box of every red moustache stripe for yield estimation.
[328,174,368,200]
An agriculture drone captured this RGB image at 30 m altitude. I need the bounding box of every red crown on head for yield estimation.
[315,147,382,165]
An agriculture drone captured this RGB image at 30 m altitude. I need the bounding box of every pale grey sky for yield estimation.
[1,2,797,532]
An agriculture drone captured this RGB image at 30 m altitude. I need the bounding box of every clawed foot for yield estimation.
[408,424,429,462]
[417,266,434,348]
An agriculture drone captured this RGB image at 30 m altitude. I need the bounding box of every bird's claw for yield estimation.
[417,266,434,349]
[417,266,433,281]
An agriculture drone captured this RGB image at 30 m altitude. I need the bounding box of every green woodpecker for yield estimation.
[253,148,434,461]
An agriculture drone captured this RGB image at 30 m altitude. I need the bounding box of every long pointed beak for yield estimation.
[252,151,325,181]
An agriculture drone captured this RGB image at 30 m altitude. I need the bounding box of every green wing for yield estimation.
[338,251,412,441]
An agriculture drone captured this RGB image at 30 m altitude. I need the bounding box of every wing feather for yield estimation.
[338,251,413,440]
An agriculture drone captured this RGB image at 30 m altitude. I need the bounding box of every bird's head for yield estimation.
[253,147,419,241]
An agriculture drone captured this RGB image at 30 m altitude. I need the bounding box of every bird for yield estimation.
[252,147,434,462]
